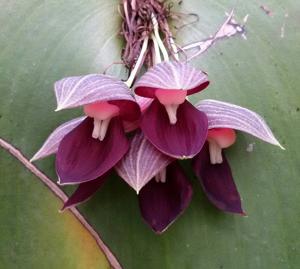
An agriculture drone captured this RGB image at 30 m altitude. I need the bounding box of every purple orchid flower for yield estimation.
[115,131,192,234]
[192,99,283,214]
[114,95,281,230]
[31,74,141,185]
[59,130,192,234]
[50,96,282,234]
[133,61,210,159]
[30,68,282,234]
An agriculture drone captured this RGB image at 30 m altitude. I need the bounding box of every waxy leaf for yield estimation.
[62,175,108,210]
[141,99,208,159]
[138,162,193,234]
[196,99,283,148]
[192,143,244,215]
[54,74,138,118]
[31,117,86,162]
[56,117,129,185]
[134,61,209,98]
[115,131,173,193]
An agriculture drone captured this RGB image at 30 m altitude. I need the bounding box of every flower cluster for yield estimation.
[32,59,282,233]
[31,3,282,233]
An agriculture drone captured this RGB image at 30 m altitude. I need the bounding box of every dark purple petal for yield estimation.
[115,131,173,193]
[121,96,152,131]
[141,99,208,159]
[139,162,193,233]
[196,99,283,148]
[108,100,141,121]
[134,61,209,98]
[192,142,245,215]
[54,74,139,118]
[31,116,86,162]
[62,175,108,211]
[56,117,129,185]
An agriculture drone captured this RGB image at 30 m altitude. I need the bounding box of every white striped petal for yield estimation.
[135,95,152,111]
[115,132,173,194]
[196,99,283,148]
[133,61,208,92]
[30,117,86,162]
[54,74,135,110]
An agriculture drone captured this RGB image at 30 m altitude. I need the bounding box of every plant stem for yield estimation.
[151,33,162,65]
[125,36,149,88]
[151,13,169,61]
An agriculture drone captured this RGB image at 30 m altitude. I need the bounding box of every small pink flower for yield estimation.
[134,61,209,159]
[32,74,141,185]
[193,99,283,214]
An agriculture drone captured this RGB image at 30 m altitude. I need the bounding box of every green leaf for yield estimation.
[0,148,111,268]
[0,0,299,269]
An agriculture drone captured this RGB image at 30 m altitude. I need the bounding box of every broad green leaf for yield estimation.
[0,149,111,269]
[0,0,300,269]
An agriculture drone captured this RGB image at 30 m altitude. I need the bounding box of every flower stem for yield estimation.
[151,13,169,61]
[151,33,162,65]
[169,36,179,61]
[164,23,179,61]
[125,36,149,88]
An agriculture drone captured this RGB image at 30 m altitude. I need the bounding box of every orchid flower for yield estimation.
[116,97,282,230]
[31,74,141,185]
[58,131,192,234]
[192,99,283,214]
[28,0,284,238]
[56,101,165,205]
[115,131,192,234]
[133,60,210,159]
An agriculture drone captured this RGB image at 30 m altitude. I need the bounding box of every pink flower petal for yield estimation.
[135,95,153,112]
[55,74,140,121]
[134,61,209,98]
[138,162,193,234]
[115,131,173,193]
[196,99,283,148]
[62,174,108,211]
[56,117,129,185]
[31,117,86,162]
[192,142,245,215]
[141,99,208,159]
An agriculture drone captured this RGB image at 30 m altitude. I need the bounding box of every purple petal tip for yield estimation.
[138,163,192,233]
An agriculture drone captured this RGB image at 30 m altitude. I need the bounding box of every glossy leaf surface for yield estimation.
[0,0,299,269]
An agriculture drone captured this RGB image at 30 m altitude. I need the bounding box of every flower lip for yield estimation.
[207,128,236,149]
[155,89,187,105]
[83,100,141,122]
[155,89,187,125]
[84,102,120,120]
